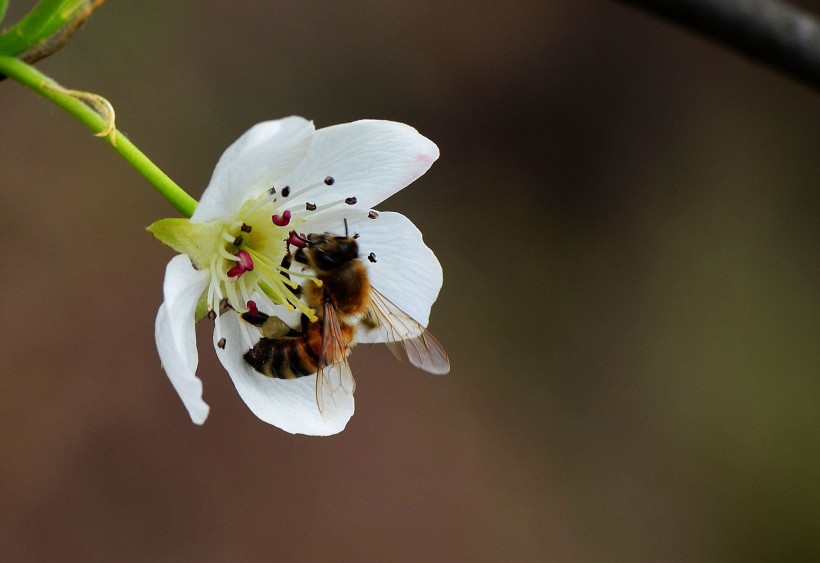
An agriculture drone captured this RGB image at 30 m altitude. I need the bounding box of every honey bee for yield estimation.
[242,228,450,414]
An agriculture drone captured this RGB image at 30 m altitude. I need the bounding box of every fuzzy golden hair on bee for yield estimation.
[242,225,449,415]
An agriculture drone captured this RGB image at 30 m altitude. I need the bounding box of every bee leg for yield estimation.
[261,316,294,339]
[299,313,311,333]
[240,299,299,337]
[280,252,293,275]
[241,307,297,339]
[240,308,269,328]
[281,252,303,296]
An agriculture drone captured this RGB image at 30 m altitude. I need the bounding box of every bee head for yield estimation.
[305,232,359,272]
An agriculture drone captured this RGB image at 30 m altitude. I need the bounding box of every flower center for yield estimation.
[205,191,320,322]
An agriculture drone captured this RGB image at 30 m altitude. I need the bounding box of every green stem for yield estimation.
[0,54,197,217]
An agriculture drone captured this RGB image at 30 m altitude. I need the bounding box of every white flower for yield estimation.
[150,117,443,435]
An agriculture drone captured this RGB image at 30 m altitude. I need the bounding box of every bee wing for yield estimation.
[319,301,350,368]
[367,288,450,375]
[315,302,356,415]
[315,360,356,416]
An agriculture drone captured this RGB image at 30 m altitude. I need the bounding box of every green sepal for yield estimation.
[194,291,211,323]
[147,217,222,270]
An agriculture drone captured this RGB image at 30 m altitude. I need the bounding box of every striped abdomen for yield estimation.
[243,321,353,379]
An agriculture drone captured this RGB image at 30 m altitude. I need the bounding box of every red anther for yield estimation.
[247,300,259,317]
[288,231,307,248]
[226,265,245,278]
[272,209,292,227]
[237,250,254,271]
[227,250,254,278]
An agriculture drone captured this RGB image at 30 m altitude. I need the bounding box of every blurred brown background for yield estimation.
[1,1,819,561]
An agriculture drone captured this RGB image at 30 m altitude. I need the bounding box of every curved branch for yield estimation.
[615,0,820,90]
[0,55,198,217]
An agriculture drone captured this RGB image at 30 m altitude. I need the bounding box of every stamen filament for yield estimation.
[219,247,240,261]
[238,276,252,306]
[245,248,320,284]
[208,263,225,312]
[215,263,231,282]
[286,178,333,200]
[224,273,242,310]
[257,280,287,307]
[207,257,219,309]
[245,192,278,215]
[314,197,357,213]
[275,266,315,280]
[251,261,318,321]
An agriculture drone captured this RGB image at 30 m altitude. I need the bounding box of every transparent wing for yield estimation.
[315,360,355,416]
[316,302,356,415]
[367,288,450,375]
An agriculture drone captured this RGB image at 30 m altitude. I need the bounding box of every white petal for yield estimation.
[192,117,315,223]
[277,120,438,216]
[214,313,354,435]
[343,210,443,343]
[155,255,211,424]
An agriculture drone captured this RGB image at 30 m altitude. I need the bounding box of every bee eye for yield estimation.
[337,240,358,260]
[314,251,341,271]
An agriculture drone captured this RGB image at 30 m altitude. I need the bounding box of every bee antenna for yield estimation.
[342,218,359,239]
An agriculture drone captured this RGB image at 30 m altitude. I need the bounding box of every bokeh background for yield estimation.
[1,0,819,561]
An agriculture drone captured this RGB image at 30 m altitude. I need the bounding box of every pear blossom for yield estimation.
[150,117,443,435]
